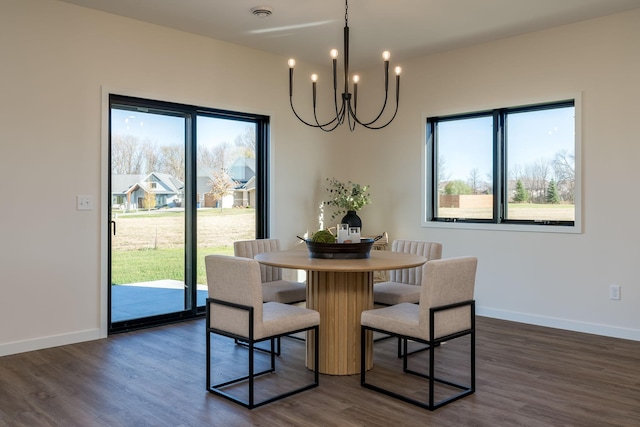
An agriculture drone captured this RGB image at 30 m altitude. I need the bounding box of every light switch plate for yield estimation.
[77,195,94,211]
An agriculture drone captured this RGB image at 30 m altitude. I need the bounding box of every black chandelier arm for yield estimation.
[289,96,340,129]
[313,100,343,132]
[354,61,392,126]
[332,59,344,120]
[348,100,399,130]
[355,89,389,127]
[289,67,343,129]
[346,76,400,130]
[346,107,357,131]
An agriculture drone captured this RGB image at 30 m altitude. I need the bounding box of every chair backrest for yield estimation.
[419,257,477,340]
[234,239,283,283]
[388,240,443,285]
[205,254,265,338]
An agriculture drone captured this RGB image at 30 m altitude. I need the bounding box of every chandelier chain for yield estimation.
[345,0,348,27]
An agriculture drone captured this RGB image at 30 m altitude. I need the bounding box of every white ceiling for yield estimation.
[60,0,640,70]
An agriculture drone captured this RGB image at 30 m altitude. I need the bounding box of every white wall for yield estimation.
[1,0,638,356]
[0,0,329,355]
[345,9,640,340]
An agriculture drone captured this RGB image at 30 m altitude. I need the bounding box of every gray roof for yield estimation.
[112,173,184,195]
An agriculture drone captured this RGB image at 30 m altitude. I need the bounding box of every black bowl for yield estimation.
[303,238,375,259]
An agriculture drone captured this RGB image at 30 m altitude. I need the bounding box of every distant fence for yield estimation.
[439,195,493,208]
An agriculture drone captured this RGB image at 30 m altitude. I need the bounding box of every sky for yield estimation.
[111,108,253,150]
[437,106,575,181]
[112,104,574,183]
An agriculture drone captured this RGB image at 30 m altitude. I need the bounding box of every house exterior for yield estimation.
[111,173,184,211]
[196,157,256,208]
[111,162,253,211]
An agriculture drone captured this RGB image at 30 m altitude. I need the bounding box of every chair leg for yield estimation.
[208,327,319,409]
[360,325,367,386]
[362,326,474,411]
[206,329,211,390]
[248,340,255,408]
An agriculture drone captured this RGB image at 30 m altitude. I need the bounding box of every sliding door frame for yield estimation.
[106,93,270,334]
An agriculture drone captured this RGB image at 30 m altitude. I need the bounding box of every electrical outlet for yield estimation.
[609,284,621,300]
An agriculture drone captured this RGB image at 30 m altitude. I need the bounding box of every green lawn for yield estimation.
[112,246,233,285]
[439,203,574,221]
[111,207,254,285]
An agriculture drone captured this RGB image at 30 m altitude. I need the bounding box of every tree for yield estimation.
[111,135,145,174]
[513,179,529,202]
[553,149,575,203]
[197,145,217,172]
[436,155,451,194]
[159,145,185,180]
[140,139,161,173]
[467,168,483,194]
[444,180,473,195]
[143,189,156,210]
[234,125,256,158]
[208,170,236,210]
[546,179,560,204]
[524,158,550,203]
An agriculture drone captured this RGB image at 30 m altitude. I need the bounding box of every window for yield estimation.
[426,99,577,229]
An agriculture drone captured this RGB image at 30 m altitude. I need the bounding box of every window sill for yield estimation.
[421,220,581,234]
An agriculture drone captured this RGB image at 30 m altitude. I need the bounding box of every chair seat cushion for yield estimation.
[260,302,320,339]
[373,281,420,305]
[361,303,426,340]
[262,280,306,304]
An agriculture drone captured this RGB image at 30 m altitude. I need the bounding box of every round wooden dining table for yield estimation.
[254,250,427,375]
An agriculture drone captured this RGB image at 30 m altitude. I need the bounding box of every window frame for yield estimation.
[107,94,270,333]
[423,97,581,233]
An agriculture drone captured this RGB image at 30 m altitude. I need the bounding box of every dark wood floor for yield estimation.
[1,316,639,427]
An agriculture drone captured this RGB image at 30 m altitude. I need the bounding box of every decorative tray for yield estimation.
[298,236,381,259]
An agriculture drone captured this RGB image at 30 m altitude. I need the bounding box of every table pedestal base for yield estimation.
[306,271,373,375]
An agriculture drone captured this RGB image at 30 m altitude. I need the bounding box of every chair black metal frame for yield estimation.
[361,300,475,411]
[373,240,443,358]
[373,302,435,359]
[233,239,308,356]
[206,297,319,409]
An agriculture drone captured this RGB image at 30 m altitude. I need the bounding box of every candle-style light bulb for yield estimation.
[288,59,296,97]
[395,66,402,75]
[382,51,391,61]
[311,73,318,107]
[353,75,359,111]
[330,49,338,59]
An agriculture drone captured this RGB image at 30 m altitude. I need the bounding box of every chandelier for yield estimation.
[288,0,401,131]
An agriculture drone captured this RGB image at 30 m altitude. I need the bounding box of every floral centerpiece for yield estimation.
[324,177,371,222]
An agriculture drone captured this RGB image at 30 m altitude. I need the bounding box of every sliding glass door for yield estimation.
[109,95,268,333]
[110,105,187,326]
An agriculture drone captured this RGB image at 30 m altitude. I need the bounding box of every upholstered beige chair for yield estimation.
[373,240,443,357]
[361,257,477,411]
[373,240,443,306]
[205,255,320,409]
[234,239,306,304]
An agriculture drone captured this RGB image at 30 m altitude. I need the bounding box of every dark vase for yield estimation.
[341,211,362,228]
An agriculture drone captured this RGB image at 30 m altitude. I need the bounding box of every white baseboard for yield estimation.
[2,309,638,357]
[477,307,640,342]
[0,329,103,357]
